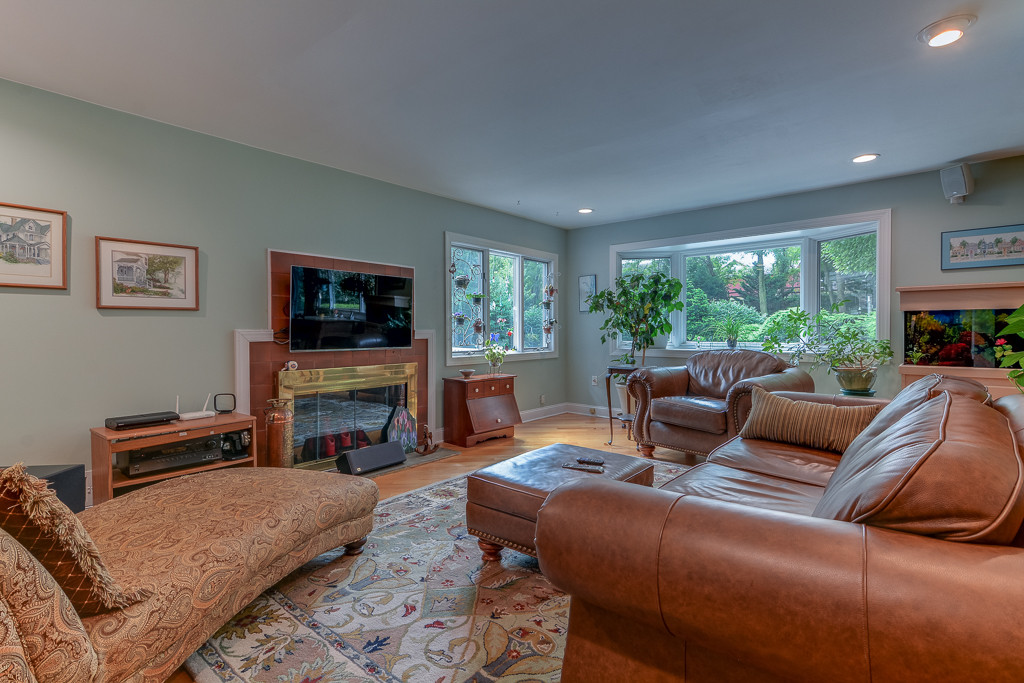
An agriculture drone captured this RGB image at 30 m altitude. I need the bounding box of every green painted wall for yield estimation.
[567,155,1024,404]
[0,79,568,467]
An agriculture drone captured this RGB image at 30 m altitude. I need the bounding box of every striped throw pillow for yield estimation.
[739,386,882,454]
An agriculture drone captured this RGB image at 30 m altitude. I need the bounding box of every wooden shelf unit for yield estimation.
[90,412,257,505]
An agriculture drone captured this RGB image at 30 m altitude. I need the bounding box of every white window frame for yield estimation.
[445,232,559,366]
[607,209,891,359]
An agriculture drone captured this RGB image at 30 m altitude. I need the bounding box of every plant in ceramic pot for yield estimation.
[470,292,485,305]
[587,271,685,366]
[996,303,1024,393]
[711,317,744,348]
[762,302,893,393]
[452,312,468,326]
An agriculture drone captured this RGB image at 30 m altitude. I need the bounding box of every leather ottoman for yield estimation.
[466,443,654,561]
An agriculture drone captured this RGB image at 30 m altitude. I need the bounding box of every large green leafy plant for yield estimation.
[587,272,685,365]
[997,303,1024,393]
[762,303,893,372]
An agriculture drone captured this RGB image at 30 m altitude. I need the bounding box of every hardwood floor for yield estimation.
[167,412,693,682]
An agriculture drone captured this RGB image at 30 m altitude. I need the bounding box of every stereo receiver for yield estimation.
[120,435,223,477]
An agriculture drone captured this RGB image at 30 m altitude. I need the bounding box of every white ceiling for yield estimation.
[2,0,1023,228]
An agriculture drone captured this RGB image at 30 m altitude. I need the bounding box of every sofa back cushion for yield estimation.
[841,374,990,457]
[687,349,786,398]
[0,527,99,682]
[0,464,151,617]
[739,386,882,453]
[814,392,1024,544]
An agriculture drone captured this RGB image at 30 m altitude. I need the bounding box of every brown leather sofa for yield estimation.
[537,375,1024,682]
[628,349,814,457]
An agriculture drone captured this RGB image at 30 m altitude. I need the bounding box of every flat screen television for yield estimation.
[289,265,413,351]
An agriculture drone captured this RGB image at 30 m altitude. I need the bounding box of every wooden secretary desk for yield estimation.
[443,373,522,447]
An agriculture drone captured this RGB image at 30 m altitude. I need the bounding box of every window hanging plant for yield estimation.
[452,312,468,326]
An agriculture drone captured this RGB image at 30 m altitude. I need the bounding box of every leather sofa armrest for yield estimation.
[627,366,689,442]
[724,366,815,434]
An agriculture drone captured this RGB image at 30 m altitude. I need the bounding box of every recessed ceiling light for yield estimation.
[852,154,880,163]
[917,15,976,47]
[578,208,594,214]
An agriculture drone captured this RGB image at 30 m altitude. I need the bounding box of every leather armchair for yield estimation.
[628,349,813,457]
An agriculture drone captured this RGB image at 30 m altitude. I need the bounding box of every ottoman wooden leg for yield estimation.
[478,539,504,562]
[638,445,655,458]
[343,538,367,556]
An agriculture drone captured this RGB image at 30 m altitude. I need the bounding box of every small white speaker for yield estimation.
[940,163,974,203]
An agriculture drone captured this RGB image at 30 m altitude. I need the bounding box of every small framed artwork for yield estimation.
[579,274,597,312]
[0,201,68,289]
[942,224,1024,270]
[96,236,199,310]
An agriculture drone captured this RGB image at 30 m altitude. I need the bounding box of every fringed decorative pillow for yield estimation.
[739,386,882,454]
[0,463,151,617]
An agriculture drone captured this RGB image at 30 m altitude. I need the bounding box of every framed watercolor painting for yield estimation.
[579,274,596,312]
[941,224,1024,270]
[0,202,68,289]
[96,237,199,310]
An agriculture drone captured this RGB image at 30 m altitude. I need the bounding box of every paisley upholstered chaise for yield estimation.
[0,467,378,682]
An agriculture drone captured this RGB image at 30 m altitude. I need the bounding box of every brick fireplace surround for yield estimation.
[235,250,431,467]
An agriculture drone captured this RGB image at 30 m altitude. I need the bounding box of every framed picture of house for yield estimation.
[0,202,68,289]
[941,224,1024,270]
[95,236,199,310]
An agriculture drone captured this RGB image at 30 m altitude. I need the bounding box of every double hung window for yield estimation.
[447,233,558,364]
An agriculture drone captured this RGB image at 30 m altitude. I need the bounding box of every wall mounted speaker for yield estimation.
[940,163,974,203]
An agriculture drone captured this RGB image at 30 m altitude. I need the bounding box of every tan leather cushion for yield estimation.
[739,386,882,453]
[0,527,99,682]
[660,462,825,516]
[651,396,728,433]
[0,464,150,617]
[814,393,1024,544]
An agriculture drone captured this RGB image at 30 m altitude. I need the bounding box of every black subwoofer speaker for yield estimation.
[335,441,406,475]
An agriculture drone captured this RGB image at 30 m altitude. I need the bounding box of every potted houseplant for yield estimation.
[762,302,893,393]
[588,271,685,413]
[587,271,685,366]
[483,339,507,374]
[711,318,743,348]
[997,303,1024,393]
[452,312,468,326]
[454,274,471,290]
[470,292,485,305]
[472,318,484,333]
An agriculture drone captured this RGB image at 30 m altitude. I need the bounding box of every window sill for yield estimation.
[446,349,559,367]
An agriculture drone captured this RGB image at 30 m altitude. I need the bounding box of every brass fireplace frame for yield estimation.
[277,362,418,470]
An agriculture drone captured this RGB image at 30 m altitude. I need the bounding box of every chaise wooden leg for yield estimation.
[478,539,504,562]
[343,538,367,556]
[638,445,655,458]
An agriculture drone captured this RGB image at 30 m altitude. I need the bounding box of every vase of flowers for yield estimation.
[483,338,507,374]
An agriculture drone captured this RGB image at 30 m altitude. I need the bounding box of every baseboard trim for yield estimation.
[521,402,611,421]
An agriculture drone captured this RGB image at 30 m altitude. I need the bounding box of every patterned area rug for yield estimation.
[185,460,690,682]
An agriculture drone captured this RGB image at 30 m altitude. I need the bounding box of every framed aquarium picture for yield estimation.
[95,237,199,310]
[0,202,68,289]
[941,224,1024,270]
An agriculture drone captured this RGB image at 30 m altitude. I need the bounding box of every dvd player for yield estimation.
[105,411,180,431]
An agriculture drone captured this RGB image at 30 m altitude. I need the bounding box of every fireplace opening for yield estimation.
[277,363,417,471]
